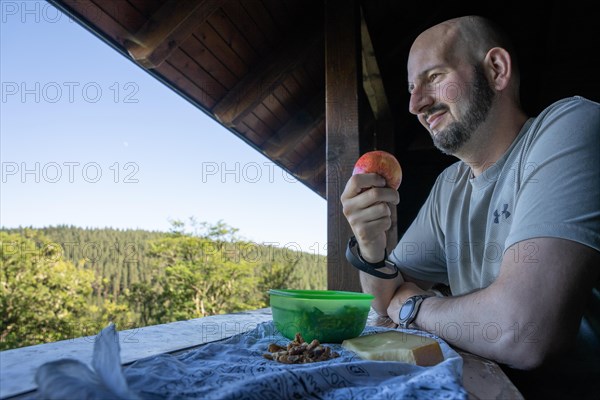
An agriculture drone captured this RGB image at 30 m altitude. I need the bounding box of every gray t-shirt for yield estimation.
[389,96,600,392]
[390,96,600,295]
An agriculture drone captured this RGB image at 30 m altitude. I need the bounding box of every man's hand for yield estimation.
[340,173,399,262]
[341,172,401,314]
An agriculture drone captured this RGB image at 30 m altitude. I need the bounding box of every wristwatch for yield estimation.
[398,295,431,329]
[345,236,398,279]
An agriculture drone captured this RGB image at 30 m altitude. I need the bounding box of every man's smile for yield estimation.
[427,111,447,131]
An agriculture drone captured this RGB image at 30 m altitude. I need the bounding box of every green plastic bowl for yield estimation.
[269,289,374,343]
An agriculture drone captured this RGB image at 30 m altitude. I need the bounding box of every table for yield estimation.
[366,312,524,399]
[0,308,523,399]
[459,351,524,399]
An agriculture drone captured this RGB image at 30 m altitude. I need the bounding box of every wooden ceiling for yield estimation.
[50,0,599,205]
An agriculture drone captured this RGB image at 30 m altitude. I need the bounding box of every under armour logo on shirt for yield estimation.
[493,204,511,223]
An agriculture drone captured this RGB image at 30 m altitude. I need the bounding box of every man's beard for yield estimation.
[430,64,495,155]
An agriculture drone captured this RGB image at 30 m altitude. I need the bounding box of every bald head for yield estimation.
[408,15,520,108]
[412,16,519,81]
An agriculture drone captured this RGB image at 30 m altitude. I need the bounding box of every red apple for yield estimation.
[352,150,402,190]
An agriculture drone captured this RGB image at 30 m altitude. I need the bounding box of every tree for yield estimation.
[0,232,97,349]
[138,232,263,322]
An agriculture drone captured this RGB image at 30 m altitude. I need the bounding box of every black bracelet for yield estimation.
[345,236,399,279]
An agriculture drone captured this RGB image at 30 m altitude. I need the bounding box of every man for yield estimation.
[341,15,599,398]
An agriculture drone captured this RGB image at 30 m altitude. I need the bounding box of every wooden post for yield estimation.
[325,0,362,292]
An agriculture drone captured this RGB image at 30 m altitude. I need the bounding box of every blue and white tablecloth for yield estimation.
[34,322,467,399]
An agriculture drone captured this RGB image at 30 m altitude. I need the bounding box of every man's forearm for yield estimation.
[359,269,403,315]
[413,292,544,369]
[409,238,600,370]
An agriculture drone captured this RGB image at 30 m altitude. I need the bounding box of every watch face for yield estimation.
[399,298,415,320]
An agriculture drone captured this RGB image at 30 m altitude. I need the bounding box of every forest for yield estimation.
[0,221,326,350]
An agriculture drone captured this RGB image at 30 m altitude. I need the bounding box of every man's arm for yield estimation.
[359,265,438,316]
[341,173,401,314]
[389,237,600,370]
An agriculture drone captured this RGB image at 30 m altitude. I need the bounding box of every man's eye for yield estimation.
[408,83,415,94]
[428,73,440,82]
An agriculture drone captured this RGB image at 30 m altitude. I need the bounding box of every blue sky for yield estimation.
[0,1,327,254]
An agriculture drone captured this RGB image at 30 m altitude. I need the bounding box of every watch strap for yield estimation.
[345,236,398,279]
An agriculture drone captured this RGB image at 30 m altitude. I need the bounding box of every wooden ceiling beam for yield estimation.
[360,7,396,154]
[260,91,325,159]
[124,0,227,69]
[361,8,391,124]
[293,139,325,182]
[212,23,323,128]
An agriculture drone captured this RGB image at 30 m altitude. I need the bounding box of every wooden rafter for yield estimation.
[212,23,323,128]
[260,91,325,159]
[361,8,391,124]
[124,0,227,69]
[293,139,325,181]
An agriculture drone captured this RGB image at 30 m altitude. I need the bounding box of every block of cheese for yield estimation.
[341,331,444,366]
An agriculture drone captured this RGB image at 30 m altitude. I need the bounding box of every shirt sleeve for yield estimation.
[505,96,600,252]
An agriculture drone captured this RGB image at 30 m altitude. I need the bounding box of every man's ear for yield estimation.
[483,47,512,91]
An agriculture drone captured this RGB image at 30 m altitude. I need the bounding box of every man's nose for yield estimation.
[409,85,434,115]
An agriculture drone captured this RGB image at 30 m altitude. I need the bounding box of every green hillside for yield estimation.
[0,222,326,350]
